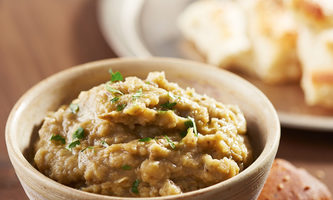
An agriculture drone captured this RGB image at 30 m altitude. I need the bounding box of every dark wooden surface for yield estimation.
[0,1,332,199]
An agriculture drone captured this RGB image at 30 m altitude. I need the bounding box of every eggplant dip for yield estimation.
[34,71,253,197]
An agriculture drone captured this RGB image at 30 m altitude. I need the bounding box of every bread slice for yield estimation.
[298,27,333,107]
[245,0,301,83]
[178,0,254,74]
[178,0,301,84]
[258,159,332,200]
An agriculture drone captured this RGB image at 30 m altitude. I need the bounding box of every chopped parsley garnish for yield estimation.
[160,101,177,110]
[116,104,126,111]
[164,135,175,149]
[145,81,151,85]
[184,120,192,128]
[109,69,123,82]
[72,127,85,139]
[105,84,123,95]
[138,137,152,142]
[180,130,187,138]
[100,140,109,147]
[110,96,119,103]
[184,116,198,137]
[122,165,132,170]
[132,88,143,99]
[81,146,94,152]
[69,103,79,114]
[50,134,66,144]
[68,140,80,149]
[131,179,140,194]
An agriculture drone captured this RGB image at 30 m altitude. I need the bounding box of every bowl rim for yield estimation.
[6,57,280,199]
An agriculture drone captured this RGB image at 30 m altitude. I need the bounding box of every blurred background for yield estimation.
[0,1,115,199]
[0,1,332,199]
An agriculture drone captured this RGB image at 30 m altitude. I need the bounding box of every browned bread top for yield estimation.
[312,69,333,85]
[291,0,333,29]
[258,159,332,200]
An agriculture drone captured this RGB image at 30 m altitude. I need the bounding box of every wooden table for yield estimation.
[0,1,332,199]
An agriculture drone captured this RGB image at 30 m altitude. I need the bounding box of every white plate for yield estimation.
[98,0,333,131]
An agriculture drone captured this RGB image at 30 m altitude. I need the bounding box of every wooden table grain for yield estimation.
[0,1,332,199]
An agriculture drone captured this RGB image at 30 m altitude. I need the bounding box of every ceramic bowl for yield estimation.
[6,58,280,200]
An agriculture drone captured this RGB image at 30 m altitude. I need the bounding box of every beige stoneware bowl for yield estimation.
[6,58,280,200]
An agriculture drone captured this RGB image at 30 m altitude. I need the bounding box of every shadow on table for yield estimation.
[23,122,42,164]
[278,127,333,163]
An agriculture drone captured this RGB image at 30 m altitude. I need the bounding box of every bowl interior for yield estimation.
[6,58,280,199]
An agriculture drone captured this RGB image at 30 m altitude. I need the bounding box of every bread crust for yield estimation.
[293,0,325,21]
[258,159,332,200]
[312,70,333,84]
[291,0,333,29]
[297,27,333,107]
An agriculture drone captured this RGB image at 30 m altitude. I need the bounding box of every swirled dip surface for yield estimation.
[34,72,252,197]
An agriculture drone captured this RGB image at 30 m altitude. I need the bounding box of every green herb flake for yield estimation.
[50,134,66,144]
[184,120,192,128]
[68,140,80,149]
[145,81,151,85]
[164,135,175,149]
[110,96,119,103]
[69,103,79,114]
[72,127,85,139]
[131,179,140,194]
[138,137,152,142]
[122,165,132,170]
[109,69,123,82]
[81,146,94,152]
[180,130,187,138]
[105,84,123,95]
[184,116,198,137]
[100,140,109,148]
[116,104,126,111]
[160,101,177,110]
[132,88,143,99]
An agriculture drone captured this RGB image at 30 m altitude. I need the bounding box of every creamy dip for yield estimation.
[34,71,252,197]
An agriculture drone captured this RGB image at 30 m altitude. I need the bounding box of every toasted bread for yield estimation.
[178,0,301,84]
[298,27,333,107]
[289,0,333,30]
[178,0,253,73]
[179,0,333,108]
[246,0,301,83]
[258,159,332,200]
